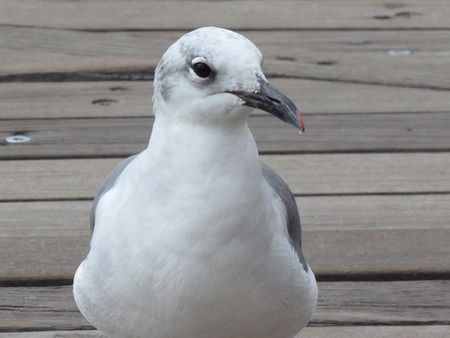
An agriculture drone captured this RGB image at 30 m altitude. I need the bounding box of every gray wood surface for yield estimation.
[1,326,449,338]
[1,1,450,30]
[2,113,449,159]
[1,281,448,331]
[1,153,449,201]
[2,80,449,120]
[3,28,450,89]
[1,0,449,335]
[1,195,449,281]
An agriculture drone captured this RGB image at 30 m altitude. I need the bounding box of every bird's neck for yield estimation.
[144,114,261,178]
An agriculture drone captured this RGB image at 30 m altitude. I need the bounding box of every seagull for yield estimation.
[73,27,317,338]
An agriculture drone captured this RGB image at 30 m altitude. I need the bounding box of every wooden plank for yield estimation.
[1,154,448,201]
[1,1,450,30]
[0,201,90,282]
[0,82,154,120]
[3,27,450,89]
[0,25,163,75]
[245,30,450,90]
[1,195,449,280]
[1,326,449,338]
[2,113,450,159]
[0,281,448,331]
[0,286,91,332]
[314,280,450,324]
[300,326,450,338]
[0,333,104,338]
[260,153,450,195]
[299,195,450,275]
[2,80,450,120]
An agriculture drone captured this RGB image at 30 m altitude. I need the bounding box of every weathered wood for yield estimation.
[1,1,450,30]
[0,0,447,335]
[0,333,106,338]
[2,80,450,120]
[314,281,450,324]
[1,195,449,281]
[260,153,450,195]
[1,326,450,338]
[0,201,90,282]
[0,82,153,119]
[3,27,450,89]
[248,30,450,89]
[0,25,163,75]
[2,154,448,201]
[300,326,450,338]
[300,195,450,275]
[2,113,449,159]
[0,281,448,331]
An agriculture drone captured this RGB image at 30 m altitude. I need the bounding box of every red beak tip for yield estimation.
[295,110,305,133]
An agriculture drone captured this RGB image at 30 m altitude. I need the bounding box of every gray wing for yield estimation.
[261,163,308,272]
[90,154,138,235]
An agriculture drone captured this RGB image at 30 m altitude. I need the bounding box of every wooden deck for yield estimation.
[1,0,449,337]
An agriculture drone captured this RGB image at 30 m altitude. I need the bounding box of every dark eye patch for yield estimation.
[192,62,211,78]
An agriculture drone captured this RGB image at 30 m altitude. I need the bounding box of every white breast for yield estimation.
[74,122,317,338]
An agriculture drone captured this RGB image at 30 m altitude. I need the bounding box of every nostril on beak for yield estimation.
[267,96,281,105]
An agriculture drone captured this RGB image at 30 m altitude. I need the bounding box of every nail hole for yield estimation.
[395,11,421,18]
[373,13,392,19]
[276,56,297,61]
[406,128,412,132]
[92,99,119,106]
[316,60,336,66]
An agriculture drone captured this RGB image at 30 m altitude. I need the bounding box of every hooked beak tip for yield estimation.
[296,109,305,133]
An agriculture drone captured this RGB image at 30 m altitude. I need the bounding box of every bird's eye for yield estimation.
[192,62,211,78]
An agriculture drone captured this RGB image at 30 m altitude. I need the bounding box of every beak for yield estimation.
[230,77,305,132]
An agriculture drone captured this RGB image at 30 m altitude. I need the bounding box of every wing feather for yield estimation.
[261,163,308,272]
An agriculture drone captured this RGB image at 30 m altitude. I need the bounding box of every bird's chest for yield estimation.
[79,165,311,338]
[91,166,278,278]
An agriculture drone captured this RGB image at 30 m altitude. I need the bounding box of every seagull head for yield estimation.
[153,27,305,132]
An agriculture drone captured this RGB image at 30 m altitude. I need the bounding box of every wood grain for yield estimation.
[1,1,449,30]
[1,326,449,338]
[0,201,90,282]
[300,195,450,275]
[0,281,448,331]
[260,153,450,195]
[3,153,448,200]
[2,27,450,88]
[1,195,448,281]
[2,80,449,120]
[0,81,154,119]
[1,0,448,335]
[2,113,449,159]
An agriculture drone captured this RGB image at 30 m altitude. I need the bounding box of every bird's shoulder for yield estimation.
[90,154,139,235]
